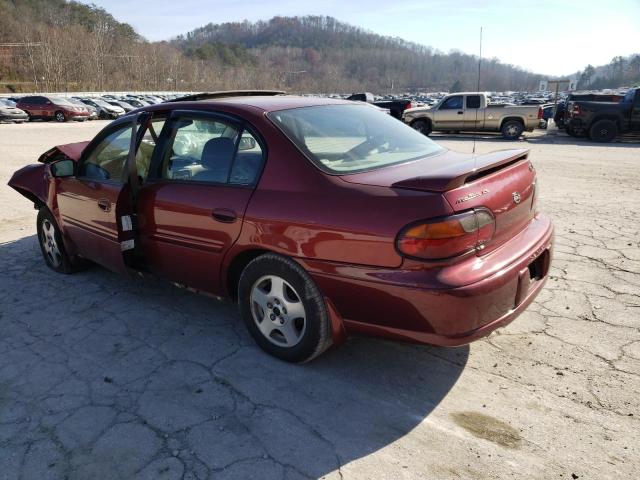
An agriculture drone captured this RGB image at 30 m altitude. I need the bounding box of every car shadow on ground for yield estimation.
[0,235,468,479]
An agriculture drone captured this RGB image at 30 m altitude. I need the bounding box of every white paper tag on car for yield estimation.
[120,239,135,251]
[121,215,133,231]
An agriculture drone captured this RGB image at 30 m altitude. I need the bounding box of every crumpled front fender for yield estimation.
[8,163,50,206]
[9,141,89,208]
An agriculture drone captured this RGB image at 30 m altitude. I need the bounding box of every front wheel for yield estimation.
[54,111,66,122]
[501,120,524,139]
[411,119,432,136]
[37,208,89,273]
[238,253,332,363]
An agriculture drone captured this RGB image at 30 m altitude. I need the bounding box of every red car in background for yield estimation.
[9,91,553,362]
[16,95,90,122]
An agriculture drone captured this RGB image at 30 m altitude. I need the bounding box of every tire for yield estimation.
[411,119,432,135]
[37,208,89,273]
[54,111,66,122]
[566,124,585,138]
[238,253,332,363]
[589,119,617,143]
[501,120,524,139]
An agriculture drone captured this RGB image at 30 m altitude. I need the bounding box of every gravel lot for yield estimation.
[1,121,638,480]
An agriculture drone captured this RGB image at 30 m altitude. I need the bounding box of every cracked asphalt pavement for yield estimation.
[1,122,638,479]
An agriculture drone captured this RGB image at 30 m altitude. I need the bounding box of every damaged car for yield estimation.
[8,91,553,362]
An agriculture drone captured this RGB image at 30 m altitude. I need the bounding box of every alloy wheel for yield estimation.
[41,219,62,267]
[250,275,306,347]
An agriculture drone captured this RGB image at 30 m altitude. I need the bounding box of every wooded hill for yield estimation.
[0,2,545,93]
[174,16,544,93]
[574,55,640,91]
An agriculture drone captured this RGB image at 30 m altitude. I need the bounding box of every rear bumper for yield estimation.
[303,214,554,346]
[0,115,29,122]
[0,113,28,122]
[565,118,585,129]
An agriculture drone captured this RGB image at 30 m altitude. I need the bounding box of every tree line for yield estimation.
[577,55,640,90]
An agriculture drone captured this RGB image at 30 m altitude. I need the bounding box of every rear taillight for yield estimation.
[404,101,414,110]
[571,104,581,116]
[396,209,495,260]
[537,107,543,119]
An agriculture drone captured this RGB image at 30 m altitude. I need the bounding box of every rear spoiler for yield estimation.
[391,149,530,192]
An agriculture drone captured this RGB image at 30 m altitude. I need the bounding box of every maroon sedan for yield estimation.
[16,95,90,122]
[9,92,553,362]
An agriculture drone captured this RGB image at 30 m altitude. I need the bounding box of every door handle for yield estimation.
[212,208,237,223]
[457,111,464,115]
[97,199,111,212]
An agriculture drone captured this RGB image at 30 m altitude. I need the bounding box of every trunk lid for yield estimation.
[340,148,536,255]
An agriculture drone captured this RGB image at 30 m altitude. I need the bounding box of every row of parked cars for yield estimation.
[0,93,183,123]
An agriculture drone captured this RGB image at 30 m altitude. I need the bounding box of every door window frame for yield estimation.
[146,109,267,189]
[76,113,160,186]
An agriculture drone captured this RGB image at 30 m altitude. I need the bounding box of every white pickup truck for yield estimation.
[403,92,542,139]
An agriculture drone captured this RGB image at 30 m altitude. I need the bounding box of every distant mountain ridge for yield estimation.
[172,15,544,92]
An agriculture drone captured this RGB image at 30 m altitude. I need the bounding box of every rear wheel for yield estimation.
[54,110,66,122]
[589,119,617,143]
[238,253,332,363]
[411,119,432,135]
[501,120,524,139]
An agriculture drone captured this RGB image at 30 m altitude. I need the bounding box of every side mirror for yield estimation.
[50,159,75,178]
[238,136,257,151]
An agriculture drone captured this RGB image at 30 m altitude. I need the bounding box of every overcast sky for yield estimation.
[85,0,640,76]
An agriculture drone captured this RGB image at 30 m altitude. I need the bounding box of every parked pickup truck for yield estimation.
[347,92,414,119]
[564,87,640,142]
[403,92,542,139]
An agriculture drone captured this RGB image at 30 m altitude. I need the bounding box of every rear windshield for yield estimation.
[268,104,444,174]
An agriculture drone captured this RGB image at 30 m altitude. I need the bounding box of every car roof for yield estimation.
[165,95,351,113]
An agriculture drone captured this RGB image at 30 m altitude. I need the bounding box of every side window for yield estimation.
[80,125,132,182]
[230,131,264,185]
[440,96,463,110]
[135,118,165,180]
[161,118,240,183]
[466,95,481,109]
